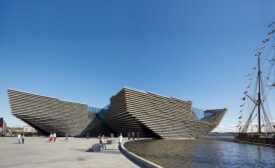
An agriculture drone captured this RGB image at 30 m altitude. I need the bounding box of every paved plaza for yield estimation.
[0,137,138,168]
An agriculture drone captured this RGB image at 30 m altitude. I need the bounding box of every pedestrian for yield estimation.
[101,134,106,150]
[127,132,131,140]
[137,132,140,139]
[86,132,90,140]
[99,134,104,149]
[22,134,25,144]
[65,132,69,141]
[49,133,53,142]
[132,132,135,140]
[17,133,21,144]
[118,133,123,147]
[53,132,57,142]
[99,134,102,146]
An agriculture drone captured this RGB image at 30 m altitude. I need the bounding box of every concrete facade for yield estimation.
[7,88,226,138]
[7,89,110,136]
[104,88,226,138]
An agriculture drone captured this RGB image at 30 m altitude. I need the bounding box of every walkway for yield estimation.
[0,137,139,168]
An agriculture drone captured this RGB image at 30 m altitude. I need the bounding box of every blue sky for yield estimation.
[1,0,275,130]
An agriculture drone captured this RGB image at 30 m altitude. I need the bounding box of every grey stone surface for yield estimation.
[7,89,110,137]
[7,88,226,139]
[0,137,138,168]
[104,88,226,138]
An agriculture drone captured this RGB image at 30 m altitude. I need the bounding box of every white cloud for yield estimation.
[212,124,238,132]
[212,122,275,133]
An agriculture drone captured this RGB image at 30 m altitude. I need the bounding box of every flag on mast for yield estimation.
[268,21,275,28]
[262,38,270,43]
[268,29,275,35]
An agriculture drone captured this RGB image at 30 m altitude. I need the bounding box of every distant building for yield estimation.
[0,118,7,133]
[23,125,37,133]
[9,127,23,134]
[7,88,226,138]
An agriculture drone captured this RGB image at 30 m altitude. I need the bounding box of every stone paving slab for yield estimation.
[0,137,139,168]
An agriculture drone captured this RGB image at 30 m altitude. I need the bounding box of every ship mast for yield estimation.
[238,21,275,135]
[257,54,261,135]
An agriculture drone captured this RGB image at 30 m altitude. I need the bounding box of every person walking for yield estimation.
[131,132,135,140]
[17,133,21,144]
[86,133,90,140]
[127,132,131,140]
[98,134,104,150]
[137,132,140,139]
[65,132,69,141]
[49,133,53,142]
[101,134,106,150]
[99,134,102,147]
[22,134,25,144]
[118,133,123,148]
[53,132,57,142]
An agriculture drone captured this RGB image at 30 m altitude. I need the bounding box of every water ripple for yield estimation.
[125,139,275,168]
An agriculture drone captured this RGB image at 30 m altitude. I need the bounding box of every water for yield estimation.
[207,135,235,139]
[124,139,275,168]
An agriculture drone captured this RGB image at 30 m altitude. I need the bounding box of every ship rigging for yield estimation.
[237,21,275,138]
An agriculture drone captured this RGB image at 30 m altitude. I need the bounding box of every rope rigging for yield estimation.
[238,22,275,134]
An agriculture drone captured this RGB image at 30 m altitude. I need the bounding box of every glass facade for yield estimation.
[192,107,217,120]
[192,107,205,119]
[88,105,109,119]
[89,106,216,121]
[203,111,216,119]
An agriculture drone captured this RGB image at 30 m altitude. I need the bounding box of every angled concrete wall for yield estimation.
[104,88,226,138]
[7,89,110,136]
[7,88,226,138]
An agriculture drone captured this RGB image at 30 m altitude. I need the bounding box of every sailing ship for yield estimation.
[236,21,275,145]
